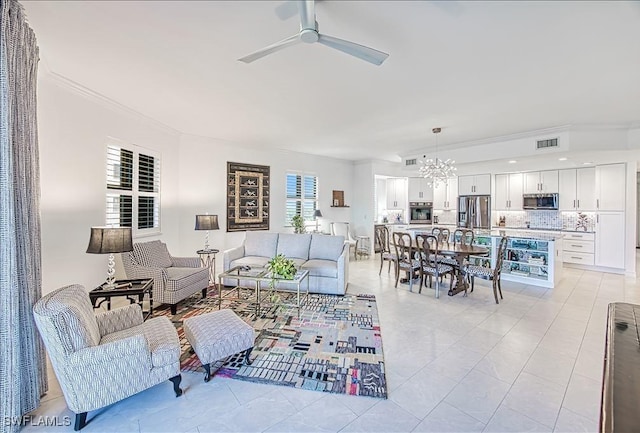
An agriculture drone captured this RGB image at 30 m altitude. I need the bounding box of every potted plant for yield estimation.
[265,254,297,308]
[291,214,306,234]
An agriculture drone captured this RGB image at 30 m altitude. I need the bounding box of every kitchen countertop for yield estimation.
[492,226,595,234]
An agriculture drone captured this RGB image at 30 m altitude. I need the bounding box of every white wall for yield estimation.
[38,74,182,293]
[176,135,355,256]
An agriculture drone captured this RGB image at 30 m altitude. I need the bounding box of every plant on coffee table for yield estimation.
[266,254,297,308]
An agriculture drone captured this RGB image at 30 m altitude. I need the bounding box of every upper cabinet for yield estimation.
[386,177,407,209]
[523,170,559,194]
[494,173,523,210]
[433,177,458,210]
[596,163,626,211]
[559,168,596,211]
[408,177,434,202]
[458,174,491,195]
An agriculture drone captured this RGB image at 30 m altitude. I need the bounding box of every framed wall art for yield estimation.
[226,162,270,232]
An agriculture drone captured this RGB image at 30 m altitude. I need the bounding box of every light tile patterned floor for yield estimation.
[26,254,636,433]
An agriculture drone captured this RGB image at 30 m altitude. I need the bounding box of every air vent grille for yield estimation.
[405,158,417,166]
[536,138,558,149]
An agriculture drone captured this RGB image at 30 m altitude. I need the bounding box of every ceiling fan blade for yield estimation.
[298,0,316,30]
[238,34,301,63]
[317,33,389,66]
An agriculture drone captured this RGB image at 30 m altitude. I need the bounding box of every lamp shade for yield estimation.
[313,209,323,218]
[195,214,219,231]
[86,227,133,254]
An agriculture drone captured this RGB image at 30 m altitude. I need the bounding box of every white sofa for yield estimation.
[222,232,349,295]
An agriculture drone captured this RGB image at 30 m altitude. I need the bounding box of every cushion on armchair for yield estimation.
[100,317,180,368]
[133,240,172,268]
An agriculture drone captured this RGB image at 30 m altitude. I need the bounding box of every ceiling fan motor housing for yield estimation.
[300,25,319,43]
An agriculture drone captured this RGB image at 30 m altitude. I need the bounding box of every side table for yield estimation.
[197,249,219,286]
[89,278,153,320]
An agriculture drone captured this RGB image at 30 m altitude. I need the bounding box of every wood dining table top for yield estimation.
[394,241,490,256]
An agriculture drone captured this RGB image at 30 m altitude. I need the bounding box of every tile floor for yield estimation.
[26,255,638,433]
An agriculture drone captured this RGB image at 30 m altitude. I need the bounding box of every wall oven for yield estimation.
[409,202,433,224]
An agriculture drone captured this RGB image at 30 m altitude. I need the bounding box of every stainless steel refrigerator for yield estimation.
[457,195,491,229]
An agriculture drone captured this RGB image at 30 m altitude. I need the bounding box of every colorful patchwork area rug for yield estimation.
[153,289,387,399]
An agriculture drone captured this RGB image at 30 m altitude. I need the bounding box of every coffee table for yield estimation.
[217,266,310,317]
[89,278,153,320]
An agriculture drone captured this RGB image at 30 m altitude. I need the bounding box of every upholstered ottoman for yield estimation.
[183,309,254,382]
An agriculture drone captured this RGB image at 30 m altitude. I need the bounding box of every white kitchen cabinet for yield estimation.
[562,231,595,266]
[558,168,596,211]
[458,174,491,195]
[386,178,407,209]
[408,177,433,202]
[433,177,458,210]
[596,163,626,211]
[596,212,625,268]
[523,170,559,194]
[494,173,523,210]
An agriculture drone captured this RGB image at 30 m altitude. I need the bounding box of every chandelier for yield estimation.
[418,127,456,187]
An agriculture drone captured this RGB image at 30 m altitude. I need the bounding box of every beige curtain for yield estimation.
[0,1,47,432]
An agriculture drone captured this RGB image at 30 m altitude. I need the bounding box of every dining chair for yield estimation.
[392,231,421,292]
[415,234,454,298]
[464,236,508,304]
[330,222,357,259]
[431,227,451,244]
[453,229,475,246]
[375,225,397,275]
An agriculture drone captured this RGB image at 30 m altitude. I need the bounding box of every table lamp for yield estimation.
[313,209,323,233]
[195,214,219,250]
[86,227,133,289]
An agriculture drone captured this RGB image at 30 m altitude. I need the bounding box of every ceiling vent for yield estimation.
[536,138,559,149]
[405,158,417,166]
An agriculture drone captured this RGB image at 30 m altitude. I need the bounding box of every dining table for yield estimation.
[394,239,490,297]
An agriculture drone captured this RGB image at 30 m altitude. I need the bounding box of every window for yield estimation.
[106,142,160,235]
[286,173,318,224]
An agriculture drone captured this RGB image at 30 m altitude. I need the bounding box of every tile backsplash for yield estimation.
[494,210,595,232]
[433,210,456,225]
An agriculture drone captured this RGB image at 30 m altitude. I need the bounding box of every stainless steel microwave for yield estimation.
[522,193,559,210]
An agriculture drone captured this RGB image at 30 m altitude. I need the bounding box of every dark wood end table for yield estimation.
[89,278,154,320]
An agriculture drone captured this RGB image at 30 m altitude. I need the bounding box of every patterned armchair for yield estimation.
[121,240,209,314]
[33,284,183,431]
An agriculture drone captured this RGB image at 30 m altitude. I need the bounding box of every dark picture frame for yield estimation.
[226,162,270,232]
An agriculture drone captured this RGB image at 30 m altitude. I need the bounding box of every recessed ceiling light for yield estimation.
[583,162,592,165]
[558,157,568,161]
[508,160,517,164]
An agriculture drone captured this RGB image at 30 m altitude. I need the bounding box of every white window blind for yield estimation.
[286,173,318,223]
[106,143,161,235]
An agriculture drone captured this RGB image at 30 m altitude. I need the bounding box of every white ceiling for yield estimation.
[22,1,640,162]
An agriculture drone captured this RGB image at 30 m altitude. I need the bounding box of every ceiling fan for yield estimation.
[238,0,389,66]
